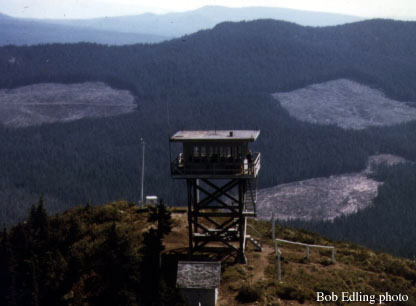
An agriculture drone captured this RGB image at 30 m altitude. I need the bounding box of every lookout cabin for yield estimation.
[170,130,260,179]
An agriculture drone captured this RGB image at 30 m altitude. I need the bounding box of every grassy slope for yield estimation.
[37,202,416,305]
[217,219,416,305]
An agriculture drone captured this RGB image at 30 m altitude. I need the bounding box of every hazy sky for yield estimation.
[1,0,415,20]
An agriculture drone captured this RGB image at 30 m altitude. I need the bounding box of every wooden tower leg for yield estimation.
[186,179,194,257]
[236,180,247,264]
[186,178,252,263]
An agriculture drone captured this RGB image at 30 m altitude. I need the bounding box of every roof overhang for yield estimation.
[170,130,260,142]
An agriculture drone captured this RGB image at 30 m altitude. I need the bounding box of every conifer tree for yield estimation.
[86,223,141,306]
[28,195,49,243]
[139,200,174,305]
[0,228,10,305]
[30,256,40,306]
[147,199,172,238]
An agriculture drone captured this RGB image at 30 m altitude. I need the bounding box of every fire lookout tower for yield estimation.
[170,130,261,263]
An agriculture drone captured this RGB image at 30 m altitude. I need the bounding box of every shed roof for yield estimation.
[170,130,260,142]
[176,261,221,289]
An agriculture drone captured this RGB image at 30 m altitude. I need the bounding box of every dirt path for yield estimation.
[248,244,275,283]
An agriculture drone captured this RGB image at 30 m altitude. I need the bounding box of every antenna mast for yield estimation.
[140,138,145,207]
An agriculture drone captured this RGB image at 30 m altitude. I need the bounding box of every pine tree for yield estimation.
[138,200,174,305]
[86,223,141,306]
[30,256,40,306]
[138,228,164,306]
[28,195,49,243]
[0,228,10,305]
[147,199,172,238]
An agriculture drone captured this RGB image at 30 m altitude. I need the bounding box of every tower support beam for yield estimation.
[186,178,252,263]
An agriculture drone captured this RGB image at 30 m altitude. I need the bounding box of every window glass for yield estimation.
[237,146,242,157]
[232,146,236,158]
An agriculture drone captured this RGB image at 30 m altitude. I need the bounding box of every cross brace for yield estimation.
[186,178,249,263]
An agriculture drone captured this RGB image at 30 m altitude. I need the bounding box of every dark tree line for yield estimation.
[0,199,183,306]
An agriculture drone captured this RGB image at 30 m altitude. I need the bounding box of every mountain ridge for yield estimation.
[48,5,362,36]
[0,5,362,46]
[0,13,169,46]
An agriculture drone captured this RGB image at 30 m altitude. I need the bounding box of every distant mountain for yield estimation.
[0,12,11,19]
[0,6,362,46]
[50,5,363,37]
[0,14,169,46]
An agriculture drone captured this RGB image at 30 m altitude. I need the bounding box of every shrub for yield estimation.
[222,265,244,282]
[236,285,262,303]
[276,283,312,303]
[320,258,333,266]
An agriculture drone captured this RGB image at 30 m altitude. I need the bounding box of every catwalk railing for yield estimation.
[171,153,260,177]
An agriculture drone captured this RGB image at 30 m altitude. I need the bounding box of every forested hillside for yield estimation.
[0,200,184,306]
[2,19,416,98]
[1,19,416,227]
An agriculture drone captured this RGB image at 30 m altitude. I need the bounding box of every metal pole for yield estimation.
[140,138,145,207]
[273,212,282,281]
[331,248,335,263]
[277,252,281,282]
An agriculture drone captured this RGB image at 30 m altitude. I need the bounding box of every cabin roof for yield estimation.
[170,130,260,142]
[145,195,157,200]
[176,261,221,289]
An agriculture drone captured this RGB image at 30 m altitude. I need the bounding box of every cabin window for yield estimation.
[232,146,237,159]
[209,146,213,157]
[212,146,219,162]
[219,147,224,158]
[226,147,231,158]
[193,146,199,157]
[201,146,206,157]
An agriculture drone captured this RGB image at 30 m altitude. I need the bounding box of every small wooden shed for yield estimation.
[176,261,221,306]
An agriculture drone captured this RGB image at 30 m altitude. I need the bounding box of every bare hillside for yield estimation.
[273,79,416,129]
[256,154,407,221]
[0,82,136,127]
